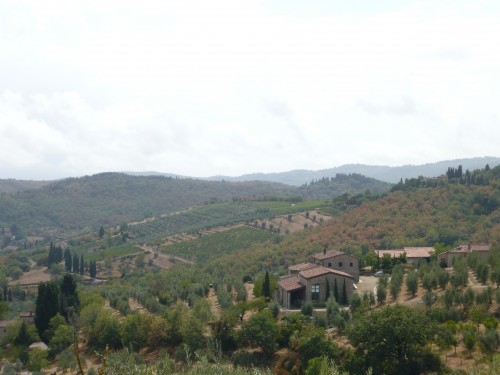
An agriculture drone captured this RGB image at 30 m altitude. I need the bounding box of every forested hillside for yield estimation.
[0,179,52,194]
[0,172,389,236]
[298,173,390,199]
[0,173,295,235]
[200,165,500,278]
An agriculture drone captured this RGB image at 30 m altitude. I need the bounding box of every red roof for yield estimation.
[456,244,490,252]
[288,263,319,272]
[300,266,353,279]
[376,247,434,259]
[278,275,304,291]
[403,247,435,258]
[375,249,404,258]
[312,250,358,261]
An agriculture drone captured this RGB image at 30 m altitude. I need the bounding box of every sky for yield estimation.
[1,0,500,180]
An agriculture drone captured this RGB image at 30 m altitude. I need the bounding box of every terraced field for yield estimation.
[161,226,279,262]
[129,200,330,243]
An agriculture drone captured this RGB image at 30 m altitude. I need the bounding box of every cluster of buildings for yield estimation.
[278,243,491,309]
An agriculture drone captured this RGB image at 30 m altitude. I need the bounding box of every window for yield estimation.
[338,262,343,267]
[328,262,332,267]
[311,284,320,300]
[350,262,353,267]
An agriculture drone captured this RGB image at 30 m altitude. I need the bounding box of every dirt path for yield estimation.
[244,283,255,301]
[129,298,155,317]
[140,245,193,267]
[207,288,222,321]
[104,299,124,320]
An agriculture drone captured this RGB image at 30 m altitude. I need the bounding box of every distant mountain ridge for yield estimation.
[207,157,500,185]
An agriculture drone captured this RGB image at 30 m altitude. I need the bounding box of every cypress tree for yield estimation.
[333,278,339,303]
[56,246,63,263]
[35,281,60,338]
[79,255,84,275]
[98,226,105,239]
[73,253,79,274]
[342,279,348,305]
[64,249,72,272]
[60,274,79,317]
[326,278,331,299]
[263,271,271,298]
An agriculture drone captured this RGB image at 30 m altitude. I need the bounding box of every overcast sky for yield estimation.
[1,0,499,180]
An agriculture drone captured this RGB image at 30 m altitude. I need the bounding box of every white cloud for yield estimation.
[0,0,499,179]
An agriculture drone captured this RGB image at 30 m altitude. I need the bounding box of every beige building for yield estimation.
[375,247,435,264]
[278,264,354,309]
[437,244,491,267]
[310,250,360,282]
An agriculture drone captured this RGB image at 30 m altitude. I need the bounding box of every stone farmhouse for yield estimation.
[278,250,357,309]
[310,250,360,282]
[375,247,435,264]
[437,243,491,267]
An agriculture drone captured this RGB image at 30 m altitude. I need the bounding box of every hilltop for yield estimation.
[208,156,500,184]
[0,172,389,237]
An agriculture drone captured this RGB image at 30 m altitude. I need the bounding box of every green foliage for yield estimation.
[60,273,79,316]
[58,348,78,372]
[347,304,434,375]
[122,314,151,351]
[162,227,278,262]
[27,348,49,372]
[0,173,300,235]
[254,272,277,298]
[301,301,314,316]
[305,356,347,375]
[49,323,74,356]
[298,174,390,200]
[290,324,338,369]
[238,310,278,358]
[181,311,206,352]
[35,280,60,337]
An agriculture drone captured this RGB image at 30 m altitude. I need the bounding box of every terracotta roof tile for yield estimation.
[278,275,304,291]
[288,263,319,272]
[300,266,353,279]
[376,247,434,258]
[402,247,435,258]
[312,250,349,261]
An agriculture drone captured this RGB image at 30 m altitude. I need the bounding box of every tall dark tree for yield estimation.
[333,278,339,303]
[60,274,79,318]
[47,242,55,266]
[98,226,105,239]
[263,271,271,299]
[35,281,60,338]
[14,321,32,346]
[79,255,84,275]
[72,253,79,274]
[64,249,72,272]
[341,279,348,305]
[325,278,331,299]
[89,261,97,278]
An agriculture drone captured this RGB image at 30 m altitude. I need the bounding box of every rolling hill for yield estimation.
[0,172,389,237]
[208,156,500,184]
